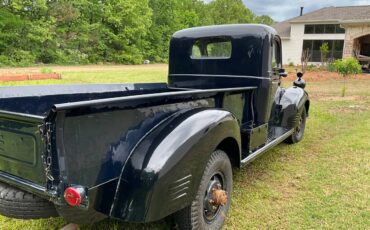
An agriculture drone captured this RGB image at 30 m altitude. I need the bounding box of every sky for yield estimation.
[205,0,370,22]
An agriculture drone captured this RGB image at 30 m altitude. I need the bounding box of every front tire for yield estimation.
[285,107,307,144]
[174,150,233,230]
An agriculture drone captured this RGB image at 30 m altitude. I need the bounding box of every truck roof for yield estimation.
[172,24,278,39]
[169,24,278,78]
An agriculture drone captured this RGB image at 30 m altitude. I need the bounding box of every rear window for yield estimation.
[191,37,232,59]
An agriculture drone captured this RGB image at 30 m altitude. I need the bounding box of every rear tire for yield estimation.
[174,150,233,230]
[285,107,307,144]
[0,182,58,219]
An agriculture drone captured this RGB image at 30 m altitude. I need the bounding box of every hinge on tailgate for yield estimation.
[39,122,55,183]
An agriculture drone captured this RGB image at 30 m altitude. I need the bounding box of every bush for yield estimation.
[327,63,337,72]
[40,67,53,74]
[8,50,36,66]
[334,57,362,97]
[288,62,294,67]
[0,55,15,67]
[306,64,316,71]
[334,57,362,77]
[0,51,36,67]
[38,49,59,64]
[55,49,89,65]
[112,52,143,65]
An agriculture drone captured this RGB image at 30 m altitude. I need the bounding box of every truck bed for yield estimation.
[0,83,174,189]
[0,83,173,117]
[0,83,255,195]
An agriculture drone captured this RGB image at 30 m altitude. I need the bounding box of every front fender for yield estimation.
[110,108,241,222]
[279,86,309,128]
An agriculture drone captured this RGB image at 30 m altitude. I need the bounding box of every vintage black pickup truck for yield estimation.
[0,24,309,229]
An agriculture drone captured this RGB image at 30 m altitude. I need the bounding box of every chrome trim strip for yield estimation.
[0,171,47,197]
[241,129,294,165]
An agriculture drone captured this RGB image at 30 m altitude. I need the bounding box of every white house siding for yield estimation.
[280,23,346,65]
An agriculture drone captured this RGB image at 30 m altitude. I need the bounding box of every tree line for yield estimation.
[0,0,274,66]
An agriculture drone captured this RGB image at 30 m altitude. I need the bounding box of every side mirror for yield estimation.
[294,72,306,89]
[279,68,288,77]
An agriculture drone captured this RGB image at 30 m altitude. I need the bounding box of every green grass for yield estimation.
[0,66,369,229]
[0,65,168,86]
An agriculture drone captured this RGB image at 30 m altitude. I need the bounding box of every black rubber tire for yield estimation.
[285,107,307,144]
[0,182,58,219]
[174,150,233,230]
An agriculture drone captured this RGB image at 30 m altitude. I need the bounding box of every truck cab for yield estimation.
[169,24,309,156]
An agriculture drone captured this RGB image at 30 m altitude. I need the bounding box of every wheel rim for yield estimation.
[203,172,227,223]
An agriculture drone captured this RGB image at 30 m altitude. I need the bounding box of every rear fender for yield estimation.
[110,108,241,222]
[279,86,309,128]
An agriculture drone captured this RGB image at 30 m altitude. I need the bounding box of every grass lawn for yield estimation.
[0,65,369,229]
[0,64,168,86]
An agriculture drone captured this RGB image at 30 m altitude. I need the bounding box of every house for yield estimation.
[273,6,370,66]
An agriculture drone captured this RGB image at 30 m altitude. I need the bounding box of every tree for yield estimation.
[319,42,329,67]
[301,48,312,73]
[254,15,274,25]
[102,0,152,64]
[206,0,254,25]
[0,0,269,66]
[0,8,41,66]
[147,0,202,62]
[334,57,362,97]
[147,0,182,62]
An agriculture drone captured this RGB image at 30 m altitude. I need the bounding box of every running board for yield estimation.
[241,129,294,166]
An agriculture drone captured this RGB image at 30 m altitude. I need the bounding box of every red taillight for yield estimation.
[64,186,84,207]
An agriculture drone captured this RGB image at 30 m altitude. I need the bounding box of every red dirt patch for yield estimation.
[0,73,62,82]
[283,70,369,82]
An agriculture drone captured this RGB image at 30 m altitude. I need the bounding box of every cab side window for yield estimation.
[191,37,232,59]
[271,39,282,70]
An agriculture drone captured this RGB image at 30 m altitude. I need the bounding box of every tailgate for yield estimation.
[0,111,46,186]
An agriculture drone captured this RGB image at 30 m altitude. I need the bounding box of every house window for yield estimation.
[304,24,345,34]
[302,40,344,62]
[304,25,314,34]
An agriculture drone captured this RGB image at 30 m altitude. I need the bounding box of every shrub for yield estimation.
[327,63,337,72]
[0,51,36,67]
[40,67,53,74]
[288,62,294,67]
[334,57,362,76]
[55,49,89,65]
[38,49,59,64]
[0,55,14,67]
[306,64,316,71]
[334,57,362,97]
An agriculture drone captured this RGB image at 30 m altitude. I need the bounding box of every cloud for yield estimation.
[201,0,370,22]
[243,0,370,22]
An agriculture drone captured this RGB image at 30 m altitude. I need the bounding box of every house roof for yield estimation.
[273,5,370,38]
[272,20,291,38]
[290,5,370,23]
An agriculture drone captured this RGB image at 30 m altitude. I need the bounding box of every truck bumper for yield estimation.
[0,171,49,199]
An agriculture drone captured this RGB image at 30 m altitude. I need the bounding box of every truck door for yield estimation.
[241,36,285,155]
[270,37,283,107]
[268,37,283,117]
